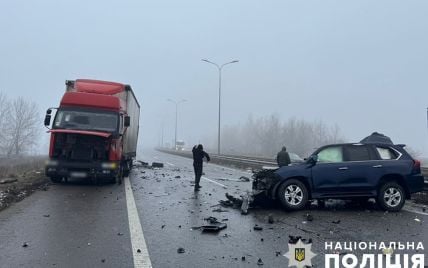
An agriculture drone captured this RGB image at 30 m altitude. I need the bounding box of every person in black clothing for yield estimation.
[276,146,291,167]
[192,144,210,191]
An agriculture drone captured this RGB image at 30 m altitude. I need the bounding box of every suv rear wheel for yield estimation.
[278,179,308,211]
[377,182,405,212]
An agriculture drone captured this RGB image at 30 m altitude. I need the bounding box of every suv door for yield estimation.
[339,144,379,195]
[311,145,347,196]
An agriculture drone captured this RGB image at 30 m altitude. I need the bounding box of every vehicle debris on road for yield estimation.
[200,216,227,232]
[152,162,164,168]
[0,178,18,184]
[253,225,263,231]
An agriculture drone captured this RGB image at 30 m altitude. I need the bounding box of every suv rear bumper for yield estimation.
[45,159,119,179]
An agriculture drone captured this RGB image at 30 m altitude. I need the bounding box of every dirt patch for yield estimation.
[0,156,50,211]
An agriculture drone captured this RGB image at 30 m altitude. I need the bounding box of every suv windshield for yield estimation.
[53,109,119,133]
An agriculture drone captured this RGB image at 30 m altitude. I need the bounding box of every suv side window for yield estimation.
[317,146,343,163]
[345,145,371,161]
[376,147,398,160]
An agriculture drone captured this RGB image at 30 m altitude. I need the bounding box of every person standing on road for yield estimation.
[192,144,210,191]
[277,146,291,167]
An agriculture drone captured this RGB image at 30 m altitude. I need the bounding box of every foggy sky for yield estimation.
[0,0,427,156]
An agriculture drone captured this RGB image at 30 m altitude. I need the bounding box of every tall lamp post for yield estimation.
[201,59,239,155]
[167,98,186,150]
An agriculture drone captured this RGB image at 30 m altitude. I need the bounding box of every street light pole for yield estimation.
[167,99,186,150]
[201,59,239,155]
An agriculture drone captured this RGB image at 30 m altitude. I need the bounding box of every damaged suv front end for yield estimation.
[252,167,282,198]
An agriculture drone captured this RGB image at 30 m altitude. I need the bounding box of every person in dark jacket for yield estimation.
[277,146,291,167]
[192,144,210,191]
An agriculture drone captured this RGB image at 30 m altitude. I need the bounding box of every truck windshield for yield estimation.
[53,109,118,133]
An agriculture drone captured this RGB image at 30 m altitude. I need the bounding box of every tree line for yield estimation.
[0,92,39,156]
[220,115,346,158]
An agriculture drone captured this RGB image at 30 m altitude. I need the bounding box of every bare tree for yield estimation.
[5,97,39,156]
[219,114,347,158]
[0,92,11,154]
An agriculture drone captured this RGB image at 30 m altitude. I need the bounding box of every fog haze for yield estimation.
[0,0,427,156]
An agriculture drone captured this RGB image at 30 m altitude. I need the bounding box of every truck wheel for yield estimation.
[50,176,62,183]
[116,167,123,185]
[377,182,405,212]
[277,179,308,211]
[122,160,131,177]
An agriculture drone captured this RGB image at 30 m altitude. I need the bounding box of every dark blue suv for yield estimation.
[252,142,424,212]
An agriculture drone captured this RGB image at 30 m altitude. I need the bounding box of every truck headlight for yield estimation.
[102,162,118,169]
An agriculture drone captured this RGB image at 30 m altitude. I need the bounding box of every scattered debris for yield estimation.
[332,220,341,224]
[288,235,301,244]
[241,256,246,261]
[177,247,185,254]
[137,161,149,166]
[275,251,281,257]
[43,214,50,218]
[219,200,234,207]
[257,258,264,265]
[305,214,314,222]
[117,232,124,236]
[201,216,227,232]
[137,249,141,253]
[154,193,170,197]
[414,218,421,223]
[161,225,166,229]
[101,259,106,263]
[22,242,28,248]
[225,193,243,206]
[212,208,229,213]
[0,178,18,184]
[239,176,250,182]
[152,162,164,168]
[268,214,274,224]
[253,225,263,231]
[174,176,181,179]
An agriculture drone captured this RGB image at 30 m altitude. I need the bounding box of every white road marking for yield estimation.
[403,204,428,216]
[166,162,175,166]
[124,177,152,268]
[201,176,228,189]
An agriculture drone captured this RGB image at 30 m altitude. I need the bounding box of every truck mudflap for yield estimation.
[45,160,119,180]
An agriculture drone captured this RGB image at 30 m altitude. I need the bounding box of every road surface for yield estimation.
[0,150,426,267]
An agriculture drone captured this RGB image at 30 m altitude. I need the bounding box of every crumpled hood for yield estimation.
[48,129,111,138]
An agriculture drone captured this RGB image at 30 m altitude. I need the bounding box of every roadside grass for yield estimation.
[0,156,49,211]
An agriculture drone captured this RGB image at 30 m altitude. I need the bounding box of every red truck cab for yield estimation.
[44,79,140,184]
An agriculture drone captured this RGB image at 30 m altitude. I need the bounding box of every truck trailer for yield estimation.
[44,79,140,184]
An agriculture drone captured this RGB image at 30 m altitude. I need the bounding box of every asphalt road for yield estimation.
[0,149,427,267]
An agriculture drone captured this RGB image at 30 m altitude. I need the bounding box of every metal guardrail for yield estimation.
[156,148,277,170]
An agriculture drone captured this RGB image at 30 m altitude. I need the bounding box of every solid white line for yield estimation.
[403,204,428,216]
[201,176,228,189]
[124,177,152,268]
